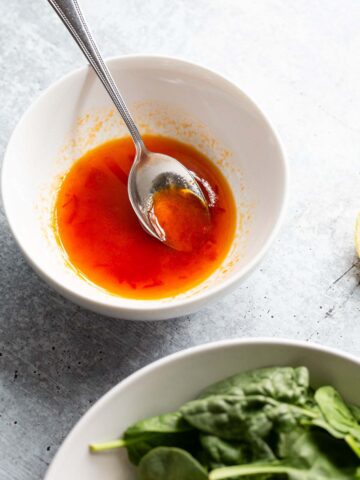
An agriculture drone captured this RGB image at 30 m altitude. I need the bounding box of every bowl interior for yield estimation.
[44,340,360,480]
[2,56,286,312]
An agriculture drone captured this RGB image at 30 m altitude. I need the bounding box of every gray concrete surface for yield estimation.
[1,0,360,478]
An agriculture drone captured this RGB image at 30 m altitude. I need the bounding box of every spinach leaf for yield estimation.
[124,430,198,465]
[139,447,208,480]
[199,367,310,405]
[314,386,360,439]
[199,434,252,469]
[199,434,275,479]
[123,411,195,465]
[90,411,197,465]
[89,366,360,479]
[247,434,276,463]
[350,405,360,423]
[314,386,360,457]
[278,429,360,479]
[210,430,360,479]
[124,411,192,437]
[181,394,315,441]
[200,433,274,463]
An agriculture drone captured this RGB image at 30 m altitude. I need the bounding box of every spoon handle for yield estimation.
[47,0,146,153]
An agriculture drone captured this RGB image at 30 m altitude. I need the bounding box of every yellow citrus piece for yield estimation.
[355,213,360,257]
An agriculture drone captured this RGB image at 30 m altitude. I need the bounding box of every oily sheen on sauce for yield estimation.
[55,136,236,299]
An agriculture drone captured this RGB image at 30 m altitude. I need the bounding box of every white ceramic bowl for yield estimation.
[44,338,360,480]
[2,56,287,320]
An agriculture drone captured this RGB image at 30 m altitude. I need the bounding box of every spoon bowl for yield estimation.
[128,149,207,242]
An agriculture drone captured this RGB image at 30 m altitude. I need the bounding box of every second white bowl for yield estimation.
[44,339,360,480]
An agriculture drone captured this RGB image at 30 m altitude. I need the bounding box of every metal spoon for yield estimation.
[47,0,207,244]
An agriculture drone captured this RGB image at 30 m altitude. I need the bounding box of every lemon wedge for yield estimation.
[355,213,360,257]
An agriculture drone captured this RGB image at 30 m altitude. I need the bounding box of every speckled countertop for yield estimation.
[1,1,360,478]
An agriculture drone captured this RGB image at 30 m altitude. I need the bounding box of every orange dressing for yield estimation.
[55,136,236,299]
[152,187,211,252]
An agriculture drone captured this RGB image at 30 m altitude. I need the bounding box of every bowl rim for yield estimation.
[1,54,289,314]
[44,337,359,479]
